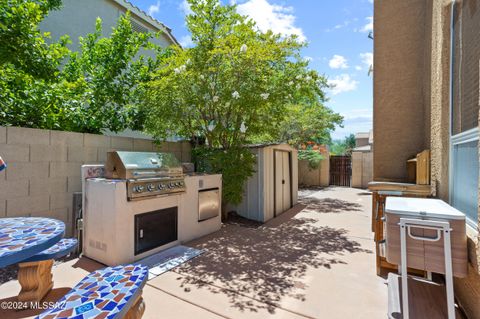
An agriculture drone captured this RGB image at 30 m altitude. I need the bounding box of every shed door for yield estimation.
[275,150,292,216]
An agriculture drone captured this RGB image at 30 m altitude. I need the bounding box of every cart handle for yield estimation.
[407,226,442,242]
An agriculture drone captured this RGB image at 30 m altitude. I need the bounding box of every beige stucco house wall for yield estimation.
[374,0,480,317]
[40,0,179,54]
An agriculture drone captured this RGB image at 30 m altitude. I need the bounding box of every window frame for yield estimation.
[449,127,479,230]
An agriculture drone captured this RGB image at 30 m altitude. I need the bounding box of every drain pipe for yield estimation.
[448,0,455,203]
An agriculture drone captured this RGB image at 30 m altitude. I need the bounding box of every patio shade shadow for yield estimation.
[72,256,104,273]
[298,197,363,214]
[174,215,371,314]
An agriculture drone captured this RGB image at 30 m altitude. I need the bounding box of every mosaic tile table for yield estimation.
[0,217,65,302]
[38,264,148,319]
[0,217,65,267]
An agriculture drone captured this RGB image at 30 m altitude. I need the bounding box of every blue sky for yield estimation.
[132,0,373,140]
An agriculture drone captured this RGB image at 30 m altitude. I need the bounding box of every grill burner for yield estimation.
[105,151,186,200]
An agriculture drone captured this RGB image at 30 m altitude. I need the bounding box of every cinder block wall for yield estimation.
[298,157,329,187]
[351,152,373,189]
[0,126,191,236]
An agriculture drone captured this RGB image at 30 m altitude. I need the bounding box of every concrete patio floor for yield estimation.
[0,187,387,318]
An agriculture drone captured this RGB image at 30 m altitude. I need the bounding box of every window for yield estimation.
[451,2,480,135]
[451,131,479,228]
[450,2,480,229]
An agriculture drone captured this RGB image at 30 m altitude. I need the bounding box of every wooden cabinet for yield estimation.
[368,182,432,275]
[406,150,430,185]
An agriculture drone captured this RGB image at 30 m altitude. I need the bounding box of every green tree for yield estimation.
[143,0,336,207]
[0,0,71,129]
[329,133,356,155]
[63,13,162,133]
[272,103,343,147]
[0,0,68,78]
[0,0,161,133]
[344,133,356,154]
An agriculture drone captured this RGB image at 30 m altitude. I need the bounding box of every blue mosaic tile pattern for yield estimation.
[37,264,148,319]
[22,238,78,263]
[0,218,65,267]
[0,156,6,171]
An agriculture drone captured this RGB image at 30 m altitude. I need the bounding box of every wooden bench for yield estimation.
[37,264,148,319]
[18,238,78,303]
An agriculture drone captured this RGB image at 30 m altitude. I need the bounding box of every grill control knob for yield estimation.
[147,184,155,192]
[134,185,145,193]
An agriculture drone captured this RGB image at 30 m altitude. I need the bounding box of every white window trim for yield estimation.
[449,127,479,231]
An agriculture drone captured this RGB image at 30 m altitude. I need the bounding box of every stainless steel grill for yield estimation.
[105,151,186,200]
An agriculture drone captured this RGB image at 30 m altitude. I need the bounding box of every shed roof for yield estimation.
[245,142,290,149]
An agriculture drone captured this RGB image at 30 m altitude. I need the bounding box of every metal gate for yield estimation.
[330,156,352,187]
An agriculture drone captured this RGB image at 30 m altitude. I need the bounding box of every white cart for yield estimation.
[385,197,467,319]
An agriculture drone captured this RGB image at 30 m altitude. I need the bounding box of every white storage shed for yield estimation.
[230,143,298,222]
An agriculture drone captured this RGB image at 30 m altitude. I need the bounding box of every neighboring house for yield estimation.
[374,0,479,317]
[351,130,373,188]
[353,130,373,152]
[40,0,179,54]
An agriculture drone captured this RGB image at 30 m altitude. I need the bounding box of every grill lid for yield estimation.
[105,151,183,179]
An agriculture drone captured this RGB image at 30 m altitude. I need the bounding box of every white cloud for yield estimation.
[360,52,373,67]
[342,108,372,120]
[179,0,193,15]
[328,55,348,69]
[303,56,313,62]
[179,35,193,48]
[331,117,372,140]
[148,1,160,17]
[325,19,352,32]
[236,0,306,42]
[328,74,358,95]
[331,108,372,140]
[360,16,373,33]
[355,65,362,71]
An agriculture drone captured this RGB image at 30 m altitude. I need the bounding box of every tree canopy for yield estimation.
[0,0,160,133]
[143,0,339,149]
[329,133,356,155]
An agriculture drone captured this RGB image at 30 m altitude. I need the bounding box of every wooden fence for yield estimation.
[329,155,351,187]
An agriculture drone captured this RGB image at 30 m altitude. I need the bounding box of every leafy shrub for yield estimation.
[193,146,256,206]
[298,150,324,169]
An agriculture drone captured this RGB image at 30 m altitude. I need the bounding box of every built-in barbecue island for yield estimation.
[82,151,222,266]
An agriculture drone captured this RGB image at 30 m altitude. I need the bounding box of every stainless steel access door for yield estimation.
[198,188,220,221]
